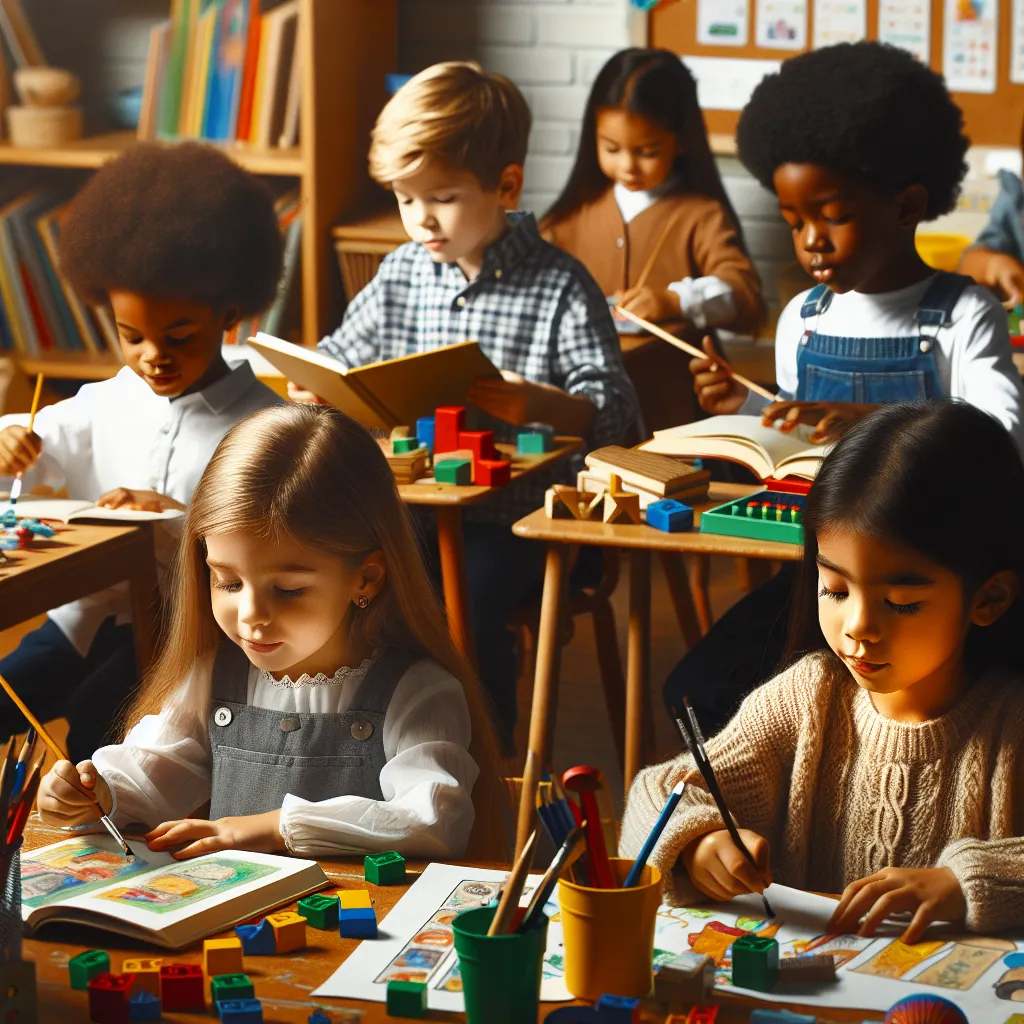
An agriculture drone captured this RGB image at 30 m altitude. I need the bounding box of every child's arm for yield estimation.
[0,394,93,491]
[316,269,385,369]
[959,247,1024,309]
[468,369,598,436]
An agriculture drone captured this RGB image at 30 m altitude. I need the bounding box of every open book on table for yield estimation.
[248,332,501,432]
[21,836,326,949]
[640,415,827,481]
[12,499,183,524]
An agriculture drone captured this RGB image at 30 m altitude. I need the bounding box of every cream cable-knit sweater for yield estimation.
[620,652,1024,934]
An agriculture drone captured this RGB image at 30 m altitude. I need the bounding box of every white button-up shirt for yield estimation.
[0,363,283,654]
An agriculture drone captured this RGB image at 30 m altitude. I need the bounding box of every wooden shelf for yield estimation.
[17,351,122,380]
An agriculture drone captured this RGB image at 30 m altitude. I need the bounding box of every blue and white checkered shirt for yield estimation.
[320,211,639,522]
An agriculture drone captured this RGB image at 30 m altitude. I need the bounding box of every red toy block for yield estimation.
[159,963,205,1012]
[474,458,511,486]
[87,972,134,1024]
[458,430,495,463]
[434,406,466,456]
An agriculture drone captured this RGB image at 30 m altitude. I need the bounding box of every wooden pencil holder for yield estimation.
[6,105,82,148]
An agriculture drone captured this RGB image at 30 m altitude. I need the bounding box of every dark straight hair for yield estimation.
[543,48,744,243]
[784,401,1024,675]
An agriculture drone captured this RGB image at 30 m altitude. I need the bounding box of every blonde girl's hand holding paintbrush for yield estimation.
[38,759,113,827]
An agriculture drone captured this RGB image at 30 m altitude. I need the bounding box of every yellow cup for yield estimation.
[915,232,972,272]
[557,857,662,1000]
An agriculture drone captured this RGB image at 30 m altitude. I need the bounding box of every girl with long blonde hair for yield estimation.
[39,404,506,859]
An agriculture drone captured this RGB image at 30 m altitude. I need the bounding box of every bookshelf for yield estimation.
[0,0,397,379]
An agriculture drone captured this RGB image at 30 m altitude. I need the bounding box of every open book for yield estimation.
[249,333,501,432]
[13,498,183,524]
[640,415,827,481]
[21,836,326,949]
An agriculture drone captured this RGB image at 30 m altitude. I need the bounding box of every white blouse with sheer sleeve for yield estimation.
[90,652,479,859]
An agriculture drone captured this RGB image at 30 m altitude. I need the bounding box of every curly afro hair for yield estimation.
[59,141,285,315]
[737,42,969,220]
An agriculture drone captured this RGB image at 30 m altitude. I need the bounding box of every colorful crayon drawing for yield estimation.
[21,839,149,908]
[689,920,748,965]
[802,932,876,967]
[852,938,946,979]
[913,937,1014,991]
[98,858,274,915]
[995,964,1024,1001]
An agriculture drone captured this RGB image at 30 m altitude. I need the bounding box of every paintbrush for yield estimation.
[9,374,44,507]
[487,830,537,936]
[6,757,44,847]
[518,822,586,932]
[12,728,35,798]
[673,698,774,917]
[0,671,131,858]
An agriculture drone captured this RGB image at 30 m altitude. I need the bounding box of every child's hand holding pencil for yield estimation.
[38,759,113,828]
[681,827,772,903]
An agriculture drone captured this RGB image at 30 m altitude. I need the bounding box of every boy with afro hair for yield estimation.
[672,41,1024,736]
[0,141,285,761]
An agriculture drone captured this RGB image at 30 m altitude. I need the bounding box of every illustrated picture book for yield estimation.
[248,332,501,432]
[12,498,184,524]
[21,836,326,949]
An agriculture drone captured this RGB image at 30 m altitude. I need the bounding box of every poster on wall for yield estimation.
[942,0,999,92]
[812,0,867,46]
[755,0,808,47]
[697,0,750,45]
[1012,0,1024,81]
[877,0,931,61]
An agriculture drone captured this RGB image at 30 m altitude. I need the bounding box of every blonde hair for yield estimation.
[369,61,531,188]
[127,404,508,858]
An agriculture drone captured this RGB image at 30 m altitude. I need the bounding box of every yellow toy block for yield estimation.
[202,937,243,979]
[267,911,307,953]
[121,957,162,996]
[338,890,372,910]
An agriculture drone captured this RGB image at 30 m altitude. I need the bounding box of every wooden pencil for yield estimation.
[488,830,537,936]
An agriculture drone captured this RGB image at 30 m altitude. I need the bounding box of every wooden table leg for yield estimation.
[435,506,477,666]
[515,543,568,861]
[625,549,651,794]
[128,528,160,677]
[658,551,703,648]
[688,554,713,635]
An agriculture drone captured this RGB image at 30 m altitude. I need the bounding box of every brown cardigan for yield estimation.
[544,188,765,336]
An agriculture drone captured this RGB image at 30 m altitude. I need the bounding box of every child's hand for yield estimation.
[0,425,42,476]
[689,336,746,415]
[468,370,596,436]
[760,400,876,443]
[287,381,328,404]
[37,759,112,827]
[981,252,1024,309]
[95,489,186,513]
[617,285,682,324]
[828,867,966,944]
[681,827,772,901]
[145,810,286,860]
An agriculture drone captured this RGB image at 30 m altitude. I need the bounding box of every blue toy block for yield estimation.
[234,918,275,955]
[646,498,694,533]
[338,906,377,939]
[415,417,435,454]
[596,993,640,1023]
[308,1012,332,1024]
[128,990,162,1022]
[216,997,263,1023]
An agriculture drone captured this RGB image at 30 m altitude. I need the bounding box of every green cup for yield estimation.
[451,905,549,1024]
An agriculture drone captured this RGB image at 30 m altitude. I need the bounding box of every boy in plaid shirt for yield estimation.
[291,62,638,750]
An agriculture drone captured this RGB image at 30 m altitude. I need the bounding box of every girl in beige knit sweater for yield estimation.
[621,400,1024,941]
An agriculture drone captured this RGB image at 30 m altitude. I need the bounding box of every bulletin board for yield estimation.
[651,0,1024,146]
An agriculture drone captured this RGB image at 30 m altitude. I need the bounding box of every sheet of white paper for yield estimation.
[943,0,999,93]
[812,0,866,46]
[1013,0,1024,81]
[756,0,807,48]
[680,55,782,111]
[877,0,932,62]
[697,0,750,45]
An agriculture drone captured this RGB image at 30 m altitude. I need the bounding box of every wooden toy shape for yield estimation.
[87,972,134,1024]
[338,906,377,939]
[646,498,694,533]
[121,958,162,996]
[298,893,340,930]
[602,474,641,525]
[434,406,466,455]
[595,992,640,1022]
[475,458,510,486]
[731,933,779,991]
[69,948,110,989]
[127,989,161,1022]
[235,919,275,955]
[0,960,37,1024]
[586,445,704,497]
[365,850,406,885]
[211,973,255,1002]
[385,979,427,1018]
[159,964,205,1012]
[544,484,602,520]
[458,429,495,462]
[267,911,307,953]
[415,416,435,454]
[654,951,713,1010]
[390,426,411,441]
[338,889,372,909]
[778,952,837,984]
[434,458,471,485]
[203,937,243,979]
[216,998,263,1022]
[392,437,420,454]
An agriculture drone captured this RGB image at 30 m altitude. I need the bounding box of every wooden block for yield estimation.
[435,458,472,485]
[298,893,340,930]
[202,937,243,979]
[602,490,641,525]
[159,964,205,1012]
[339,889,372,909]
[338,906,377,939]
[475,458,510,486]
[87,972,133,1024]
[778,952,837,984]
[545,485,602,520]
[434,406,465,454]
[585,445,705,496]
[458,429,495,462]
[235,919,275,955]
[121,958,162,996]
[392,436,420,454]
[70,949,110,989]
[654,951,713,1010]
[267,911,307,953]
[389,425,411,440]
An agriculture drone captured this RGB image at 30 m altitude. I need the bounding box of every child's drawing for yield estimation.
[688,920,749,965]
[98,858,274,915]
[853,938,946,979]
[995,963,1024,1001]
[912,937,1014,991]
[801,932,876,967]
[21,839,149,908]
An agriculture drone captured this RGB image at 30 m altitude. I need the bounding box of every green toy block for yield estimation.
[298,893,340,930]
[68,949,110,989]
[211,973,255,1002]
[364,850,406,886]
[517,430,551,454]
[731,933,779,992]
[392,437,420,454]
[434,458,471,485]
[386,979,427,1018]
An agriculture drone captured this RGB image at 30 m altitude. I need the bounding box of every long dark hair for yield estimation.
[785,401,1024,675]
[543,48,743,240]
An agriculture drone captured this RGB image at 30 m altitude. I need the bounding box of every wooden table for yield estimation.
[0,520,160,675]
[19,819,880,1023]
[511,484,803,857]
[397,437,582,661]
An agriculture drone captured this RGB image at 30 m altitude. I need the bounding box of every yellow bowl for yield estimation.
[916,233,972,272]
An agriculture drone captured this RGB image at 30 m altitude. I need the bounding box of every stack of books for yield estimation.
[577,446,710,511]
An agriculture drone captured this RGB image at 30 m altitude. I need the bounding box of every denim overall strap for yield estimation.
[207,643,418,819]
[799,284,832,319]
[914,272,972,331]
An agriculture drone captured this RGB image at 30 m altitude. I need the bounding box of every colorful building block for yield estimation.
[434,458,471,485]
[778,953,837,984]
[338,906,377,939]
[159,964,205,1012]
[654,951,713,1010]
[70,949,111,989]
[211,973,255,1002]
[88,972,134,1024]
[731,934,779,992]
[299,893,341,930]
[684,1010,718,1024]
[203,938,243,979]
[386,979,426,1018]
[475,458,511,486]
[458,430,495,463]
[517,430,551,454]
[434,406,466,455]
[646,498,694,533]
[365,850,406,885]
[596,993,640,1022]
[338,889,372,910]
[415,417,435,454]
[267,910,307,953]
[128,990,161,1022]
[216,998,263,1023]
[235,919,276,955]
[121,958,162,997]
[392,437,420,454]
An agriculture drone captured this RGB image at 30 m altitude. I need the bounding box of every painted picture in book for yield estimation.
[21,839,149,908]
